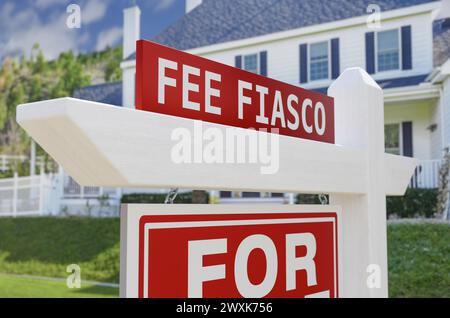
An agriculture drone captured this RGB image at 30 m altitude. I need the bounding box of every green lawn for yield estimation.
[387,222,450,298]
[0,217,448,298]
[0,217,120,283]
[0,274,118,298]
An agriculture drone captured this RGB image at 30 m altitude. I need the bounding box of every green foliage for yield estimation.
[387,188,438,218]
[296,194,327,204]
[121,192,197,204]
[388,223,450,297]
[0,217,448,297]
[0,275,118,298]
[0,217,120,283]
[0,43,123,153]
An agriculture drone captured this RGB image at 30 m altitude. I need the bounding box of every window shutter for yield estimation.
[259,51,268,76]
[331,38,340,79]
[401,26,412,70]
[235,55,242,69]
[299,44,308,83]
[402,121,413,157]
[365,32,375,74]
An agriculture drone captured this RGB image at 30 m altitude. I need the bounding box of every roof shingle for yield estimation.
[73,81,122,106]
[152,0,438,51]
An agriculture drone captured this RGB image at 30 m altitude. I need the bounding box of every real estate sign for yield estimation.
[136,40,335,144]
[17,41,417,298]
[120,205,341,298]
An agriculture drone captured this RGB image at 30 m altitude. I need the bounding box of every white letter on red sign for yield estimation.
[188,238,227,298]
[255,85,269,124]
[285,233,317,291]
[315,102,326,136]
[158,58,177,104]
[182,65,201,111]
[287,94,300,131]
[238,80,252,120]
[271,90,286,128]
[301,98,313,134]
[234,234,278,298]
[205,71,222,115]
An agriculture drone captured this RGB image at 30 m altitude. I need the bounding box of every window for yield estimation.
[377,29,400,72]
[309,41,329,81]
[243,54,258,74]
[385,124,401,155]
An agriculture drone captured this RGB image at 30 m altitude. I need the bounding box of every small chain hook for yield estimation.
[165,188,179,204]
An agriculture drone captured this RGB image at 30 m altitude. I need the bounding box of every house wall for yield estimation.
[199,12,434,89]
[384,100,435,160]
[443,76,450,149]
[430,97,443,158]
[122,66,135,108]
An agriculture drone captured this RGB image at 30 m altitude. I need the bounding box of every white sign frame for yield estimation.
[120,204,343,298]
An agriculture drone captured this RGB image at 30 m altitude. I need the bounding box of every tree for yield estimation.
[7,81,26,118]
[30,76,42,102]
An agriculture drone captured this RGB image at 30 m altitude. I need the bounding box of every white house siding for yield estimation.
[122,66,135,108]
[443,76,450,149]
[384,100,435,160]
[198,12,434,90]
[430,97,443,159]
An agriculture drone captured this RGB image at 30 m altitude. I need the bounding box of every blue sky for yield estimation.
[0,0,185,60]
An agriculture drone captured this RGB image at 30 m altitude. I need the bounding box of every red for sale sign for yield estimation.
[135,40,335,144]
[120,205,340,298]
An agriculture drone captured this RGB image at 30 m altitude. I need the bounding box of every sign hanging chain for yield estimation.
[319,194,328,205]
[165,188,179,204]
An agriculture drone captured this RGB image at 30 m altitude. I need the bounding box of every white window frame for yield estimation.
[384,122,403,156]
[243,53,259,74]
[308,40,331,82]
[375,28,402,73]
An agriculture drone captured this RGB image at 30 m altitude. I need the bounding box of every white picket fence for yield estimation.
[0,173,50,217]
[0,154,46,172]
[0,171,122,217]
[410,159,442,189]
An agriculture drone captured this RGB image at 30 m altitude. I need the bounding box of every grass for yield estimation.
[0,274,118,298]
[0,217,448,297]
[387,222,450,298]
[0,217,120,283]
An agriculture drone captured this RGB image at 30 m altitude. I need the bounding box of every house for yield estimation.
[74,0,450,204]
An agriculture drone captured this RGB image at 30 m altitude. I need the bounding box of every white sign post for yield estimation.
[16,67,417,298]
[329,68,390,297]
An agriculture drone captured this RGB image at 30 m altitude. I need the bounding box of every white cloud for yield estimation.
[95,27,122,51]
[82,0,109,24]
[0,2,89,60]
[153,0,177,12]
[35,0,62,9]
[0,0,111,60]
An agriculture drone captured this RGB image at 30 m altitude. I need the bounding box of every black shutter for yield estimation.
[259,51,267,76]
[235,55,242,69]
[402,121,413,157]
[299,44,308,83]
[331,38,340,79]
[401,26,412,70]
[365,32,375,74]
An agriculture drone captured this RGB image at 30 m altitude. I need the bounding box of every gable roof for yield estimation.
[434,18,450,66]
[313,74,430,94]
[152,0,438,51]
[73,81,122,106]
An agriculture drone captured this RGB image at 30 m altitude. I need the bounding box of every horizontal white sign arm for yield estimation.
[16,97,416,196]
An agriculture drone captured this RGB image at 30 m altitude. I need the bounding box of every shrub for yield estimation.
[296,194,328,204]
[121,192,201,204]
[386,188,438,218]
[296,189,437,219]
